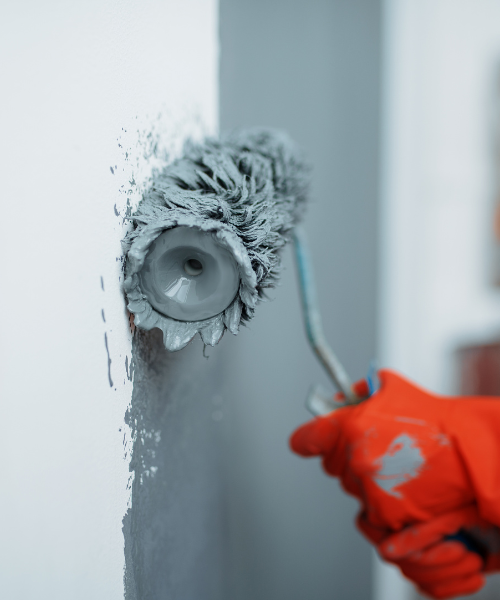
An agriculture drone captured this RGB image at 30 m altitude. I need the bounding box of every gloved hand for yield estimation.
[358,506,488,598]
[290,369,500,598]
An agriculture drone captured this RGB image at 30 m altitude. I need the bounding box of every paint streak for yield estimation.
[373,434,424,498]
[101,276,105,291]
[110,166,115,174]
[104,332,113,387]
[394,416,427,426]
[114,204,120,216]
[122,197,132,225]
[125,355,133,381]
[101,309,106,323]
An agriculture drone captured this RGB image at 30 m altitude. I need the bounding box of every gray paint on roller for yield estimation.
[122,129,309,351]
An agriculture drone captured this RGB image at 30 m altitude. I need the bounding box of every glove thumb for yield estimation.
[290,409,350,457]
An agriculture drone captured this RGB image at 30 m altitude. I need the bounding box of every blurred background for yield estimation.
[219,1,379,599]
[219,1,500,599]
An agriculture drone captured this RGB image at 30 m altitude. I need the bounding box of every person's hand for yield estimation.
[290,369,500,597]
[290,369,482,529]
[358,506,488,599]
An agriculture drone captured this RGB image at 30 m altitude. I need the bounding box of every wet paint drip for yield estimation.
[104,332,113,387]
[373,434,425,498]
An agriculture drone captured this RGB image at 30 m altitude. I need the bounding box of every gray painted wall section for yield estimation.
[124,331,228,600]
[220,1,381,599]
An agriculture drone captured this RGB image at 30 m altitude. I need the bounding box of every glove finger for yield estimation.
[356,512,390,545]
[290,412,346,456]
[418,573,485,600]
[380,505,483,560]
[401,541,467,567]
[399,551,482,584]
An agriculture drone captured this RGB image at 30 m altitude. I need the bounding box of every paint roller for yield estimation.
[123,128,358,404]
[123,129,306,350]
[123,127,357,402]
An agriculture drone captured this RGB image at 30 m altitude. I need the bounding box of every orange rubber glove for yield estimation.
[290,369,500,598]
[358,506,491,598]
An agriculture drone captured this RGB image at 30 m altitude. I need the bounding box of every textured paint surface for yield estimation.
[123,331,228,600]
[123,129,309,351]
[373,434,425,498]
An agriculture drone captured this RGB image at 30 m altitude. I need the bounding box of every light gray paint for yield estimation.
[123,330,228,600]
[220,0,381,598]
[373,434,425,498]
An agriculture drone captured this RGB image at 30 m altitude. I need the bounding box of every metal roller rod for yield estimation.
[293,226,358,405]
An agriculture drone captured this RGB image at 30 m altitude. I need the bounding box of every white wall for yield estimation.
[378,1,500,598]
[0,2,217,598]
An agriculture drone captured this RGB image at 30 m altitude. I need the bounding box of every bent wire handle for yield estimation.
[293,226,359,405]
[305,384,342,416]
